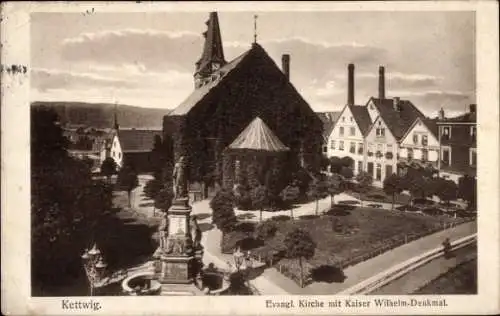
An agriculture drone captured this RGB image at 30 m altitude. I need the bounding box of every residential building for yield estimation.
[327,65,426,185]
[317,111,341,155]
[398,117,440,177]
[326,64,371,175]
[436,105,477,183]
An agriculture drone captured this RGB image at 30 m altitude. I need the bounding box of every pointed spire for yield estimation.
[195,12,226,77]
[253,15,258,44]
[113,102,119,131]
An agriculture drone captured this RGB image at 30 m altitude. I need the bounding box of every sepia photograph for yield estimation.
[29,9,478,298]
[2,1,499,315]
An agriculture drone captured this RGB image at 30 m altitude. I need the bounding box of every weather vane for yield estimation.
[253,14,258,43]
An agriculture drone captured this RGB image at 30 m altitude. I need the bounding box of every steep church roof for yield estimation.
[227,116,289,152]
[195,12,227,77]
[169,49,250,116]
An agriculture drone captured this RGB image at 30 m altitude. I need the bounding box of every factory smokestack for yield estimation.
[379,66,385,100]
[348,63,355,105]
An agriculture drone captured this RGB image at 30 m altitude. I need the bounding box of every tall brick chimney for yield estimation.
[282,54,290,81]
[378,66,385,100]
[348,63,355,105]
[469,104,476,113]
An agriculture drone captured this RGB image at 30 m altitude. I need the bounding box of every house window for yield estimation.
[471,126,476,141]
[358,142,364,155]
[350,142,356,154]
[377,144,383,152]
[385,165,393,177]
[413,134,418,144]
[470,148,476,166]
[339,127,344,136]
[358,161,363,173]
[407,148,414,160]
[350,127,355,136]
[442,126,451,140]
[422,149,428,161]
[442,147,450,166]
[387,144,393,153]
[339,141,344,151]
[367,162,374,176]
[350,117,354,122]
[376,164,382,181]
[342,117,345,122]
[330,140,336,149]
[118,152,121,159]
[422,135,428,146]
[323,146,327,153]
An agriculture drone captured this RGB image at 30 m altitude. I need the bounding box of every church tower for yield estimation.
[194,12,227,89]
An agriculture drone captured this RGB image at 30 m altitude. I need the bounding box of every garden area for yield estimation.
[218,204,469,288]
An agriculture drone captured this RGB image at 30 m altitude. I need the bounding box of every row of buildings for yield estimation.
[323,64,476,186]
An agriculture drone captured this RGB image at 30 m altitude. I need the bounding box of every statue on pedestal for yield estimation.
[173,156,188,200]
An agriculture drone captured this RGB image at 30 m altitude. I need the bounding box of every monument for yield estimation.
[123,156,229,296]
[154,156,202,284]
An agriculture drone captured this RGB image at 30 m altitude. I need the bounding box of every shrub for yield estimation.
[220,230,249,254]
[298,214,320,220]
[270,215,291,222]
[255,221,278,240]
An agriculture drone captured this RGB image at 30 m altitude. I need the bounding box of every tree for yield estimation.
[326,175,343,208]
[284,228,316,288]
[355,171,373,193]
[435,178,458,211]
[254,221,277,241]
[101,157,117,183]
[31,107,112,293]
[210,189,237,232]
[251,185,270,222]
[307,177,329,215]
[340,156,354,170]
[458,175,477,210]
[329,156,344,174]
[280,184,300,219]
[340,166,353,180]
[117,164,139,208]
[383,174,403,210]
[154,187,173,213]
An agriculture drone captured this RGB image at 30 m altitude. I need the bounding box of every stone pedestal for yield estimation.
[154,197,196,285]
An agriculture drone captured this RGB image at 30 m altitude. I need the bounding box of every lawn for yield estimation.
[223,205,467,286]
[413,258,477,294]
[348,187,411,205]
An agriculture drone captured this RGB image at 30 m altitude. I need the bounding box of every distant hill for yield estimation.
[31,101,171,129]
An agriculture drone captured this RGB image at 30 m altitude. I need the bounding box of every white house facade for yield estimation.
[399,117,439,172]
[364,116,399,186]
[326,104,367,175]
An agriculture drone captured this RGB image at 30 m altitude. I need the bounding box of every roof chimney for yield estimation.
[469,104,476,113]
[282,54,290,81]
[393,97,400,111]
[378,66,385,100]
[348,64,355,105]
[438,107,445,120]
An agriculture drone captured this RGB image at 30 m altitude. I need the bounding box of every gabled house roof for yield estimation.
[116,128,162,153]
[400,117,439,143]
[437,112,476,124]
[367,97,426,141]
[227,116,289,152]
[349,105,372,136]
[317,111,341,141]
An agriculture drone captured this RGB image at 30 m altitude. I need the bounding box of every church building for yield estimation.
[163,12,323,190]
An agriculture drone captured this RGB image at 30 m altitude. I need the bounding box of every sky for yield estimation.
[31,11,476,117]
